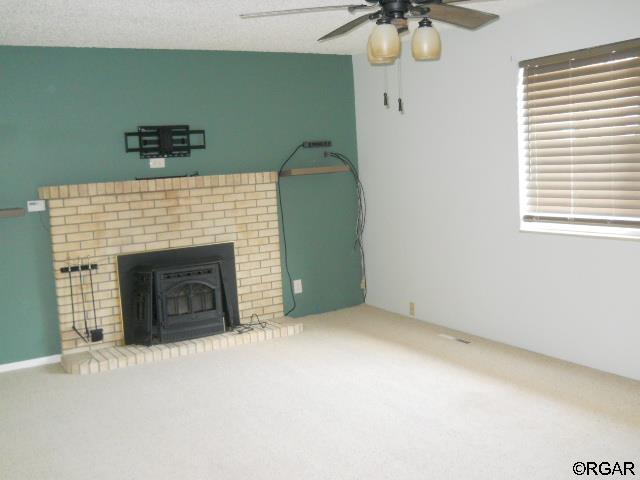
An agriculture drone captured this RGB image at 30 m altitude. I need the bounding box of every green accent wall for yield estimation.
[0,46,362,365]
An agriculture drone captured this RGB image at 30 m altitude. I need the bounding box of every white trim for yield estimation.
[0,354,61,373]
[520,220,640,241]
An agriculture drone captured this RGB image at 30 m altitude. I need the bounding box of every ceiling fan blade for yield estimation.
[442,0,502,3]
[240,4,374,19]
[426,4,499,29]
[318,11,379,41]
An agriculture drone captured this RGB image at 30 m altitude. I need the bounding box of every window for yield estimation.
[518,38,640,239]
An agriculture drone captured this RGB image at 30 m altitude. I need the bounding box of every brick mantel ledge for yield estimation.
[39,172,277,200]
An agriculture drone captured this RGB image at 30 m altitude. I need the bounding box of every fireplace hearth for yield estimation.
[118,244,239,346]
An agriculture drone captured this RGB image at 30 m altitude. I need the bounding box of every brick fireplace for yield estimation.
[39,172,284,355]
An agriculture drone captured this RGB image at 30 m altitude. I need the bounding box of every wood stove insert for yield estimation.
[118,244,239,346]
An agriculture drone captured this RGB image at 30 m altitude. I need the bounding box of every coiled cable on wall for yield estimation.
[325,151,367,302]
[277,145,367,317]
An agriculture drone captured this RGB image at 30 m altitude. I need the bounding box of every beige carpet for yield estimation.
[1,305,638,480]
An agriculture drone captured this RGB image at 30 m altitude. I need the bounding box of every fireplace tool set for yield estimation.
[61,260,104,343]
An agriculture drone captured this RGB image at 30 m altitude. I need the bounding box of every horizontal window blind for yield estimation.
[520,38,640,229]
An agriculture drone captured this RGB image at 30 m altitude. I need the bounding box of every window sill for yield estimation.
[520,221,640,242]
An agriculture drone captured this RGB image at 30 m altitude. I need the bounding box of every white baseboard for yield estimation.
[0,354,61,373]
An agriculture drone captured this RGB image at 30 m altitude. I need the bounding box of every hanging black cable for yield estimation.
[278,145,368,316]
[325,151,367,302]
[277,143,304,316]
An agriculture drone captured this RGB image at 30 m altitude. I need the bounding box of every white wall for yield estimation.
[353,0,640,380]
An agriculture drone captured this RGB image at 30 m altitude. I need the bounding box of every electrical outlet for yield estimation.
[149,157,165,169]
[27,200,46,212]
[293,279,303,295]
[409,302,416,316]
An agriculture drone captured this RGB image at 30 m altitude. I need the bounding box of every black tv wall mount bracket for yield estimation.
[124,125,206,159]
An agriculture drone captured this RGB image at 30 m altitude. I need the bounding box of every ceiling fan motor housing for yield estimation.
[379,0,413,18]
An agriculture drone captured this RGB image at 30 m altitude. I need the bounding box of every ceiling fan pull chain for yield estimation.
[383,66,389,108]
[397,56,404,113]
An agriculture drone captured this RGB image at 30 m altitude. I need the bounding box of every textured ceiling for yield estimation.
[0,0,526,55]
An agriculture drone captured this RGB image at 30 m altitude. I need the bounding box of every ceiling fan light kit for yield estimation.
[411,18,441,60]
[368,41,396,64]
[369,19,402,60]
[240,0,499,65]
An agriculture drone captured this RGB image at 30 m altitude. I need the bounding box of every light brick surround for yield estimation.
[39,172,284,355]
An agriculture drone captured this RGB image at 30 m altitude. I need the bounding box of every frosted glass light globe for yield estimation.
[412,24,441,60]
[368,37,395,64]
[369,23,401,60]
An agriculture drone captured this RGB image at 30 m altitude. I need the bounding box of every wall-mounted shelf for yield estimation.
[279,165,349,178]
[0,208,25,219]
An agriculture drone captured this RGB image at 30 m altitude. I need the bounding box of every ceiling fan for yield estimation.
[240,0,500,64]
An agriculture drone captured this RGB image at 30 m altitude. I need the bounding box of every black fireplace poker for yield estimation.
[65,261,103,343]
